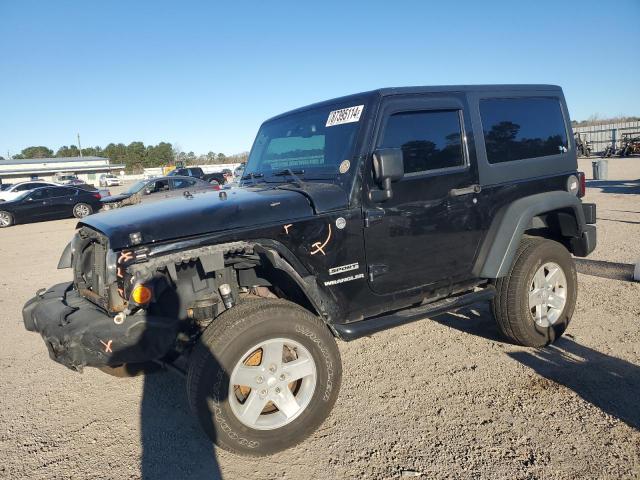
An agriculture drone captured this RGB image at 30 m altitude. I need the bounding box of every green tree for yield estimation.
[56,145,81,157]
[125,141,147,172]
[19,146,54,158]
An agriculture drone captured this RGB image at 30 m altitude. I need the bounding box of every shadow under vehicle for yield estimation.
[101,175,218,210]
[0,185,102,227]
[23,84,596,458]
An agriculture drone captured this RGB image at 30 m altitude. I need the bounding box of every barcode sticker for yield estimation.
[326,105,364,127]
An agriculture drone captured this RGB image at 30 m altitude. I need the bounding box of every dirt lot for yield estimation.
[1,159,639,480]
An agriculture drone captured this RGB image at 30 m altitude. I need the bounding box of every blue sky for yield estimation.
[1,0,638,157]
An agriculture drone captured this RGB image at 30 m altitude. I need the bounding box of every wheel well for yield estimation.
[525,208,580,253]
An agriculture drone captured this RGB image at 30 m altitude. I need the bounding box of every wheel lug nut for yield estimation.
[256,376,264,384]
[269,364,277,373]
[279,374,286,381]
[259,389,267,396]
[275,387,281,394]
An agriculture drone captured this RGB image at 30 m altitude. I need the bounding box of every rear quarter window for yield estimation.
[480,97,568,164]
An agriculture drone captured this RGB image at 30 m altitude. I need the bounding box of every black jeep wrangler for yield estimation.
[23,85,596,456]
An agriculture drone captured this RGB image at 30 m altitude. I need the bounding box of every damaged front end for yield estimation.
[22,282,178,372]
[23,225,258,372]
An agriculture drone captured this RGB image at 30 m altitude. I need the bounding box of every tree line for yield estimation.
[1,143,248,173]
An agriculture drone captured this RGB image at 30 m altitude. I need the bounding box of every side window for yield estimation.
[172,178,196,189]
[480,97,568,164]
[51,187,76,197]
[27,188,51,200]
[379,110,465,175]
[149,180,170,193]
[15,183,35,191]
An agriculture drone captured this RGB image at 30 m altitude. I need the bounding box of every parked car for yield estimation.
[54,174,81,185]
[0,185,102,227]
[0,180,58,202]
[169,166,225,185]
[101,175,217,210]
[99,174,122,187]
[24,84,596,457]
[233,163,245,179]
[0,183,14,191]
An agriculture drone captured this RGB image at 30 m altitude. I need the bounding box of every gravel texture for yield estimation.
[0,158,638,479]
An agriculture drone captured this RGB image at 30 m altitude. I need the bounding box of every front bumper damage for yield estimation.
[23,282,178,372]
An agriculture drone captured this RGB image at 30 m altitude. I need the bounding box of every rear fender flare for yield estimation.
[474,191,586,278]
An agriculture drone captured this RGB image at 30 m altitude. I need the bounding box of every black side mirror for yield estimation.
[370,148,404,202]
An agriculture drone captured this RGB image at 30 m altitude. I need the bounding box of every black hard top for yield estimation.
[266,84,562,122]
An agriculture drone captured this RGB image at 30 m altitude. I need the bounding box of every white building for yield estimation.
[0,156,125,184]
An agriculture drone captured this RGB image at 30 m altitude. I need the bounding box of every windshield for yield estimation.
[244,100,366,182]
[125,180,147,194]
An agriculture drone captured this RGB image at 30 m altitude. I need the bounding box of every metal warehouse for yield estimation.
[0,156,125,184]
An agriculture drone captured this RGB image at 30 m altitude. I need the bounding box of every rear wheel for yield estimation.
[492,237,577,347]
[187,298,342,456]
[73,203,92,218]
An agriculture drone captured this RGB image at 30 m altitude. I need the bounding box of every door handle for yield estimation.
[449,184,481,197]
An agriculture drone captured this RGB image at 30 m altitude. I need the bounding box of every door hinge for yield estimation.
[364,209,385,228]
[368,264,389,282]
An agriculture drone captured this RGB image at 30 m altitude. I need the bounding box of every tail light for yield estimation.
[577,171,586,198]
[93,193,102,200]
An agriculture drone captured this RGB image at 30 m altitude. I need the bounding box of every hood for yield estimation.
[79,183,348,249]
[101,193,132,203]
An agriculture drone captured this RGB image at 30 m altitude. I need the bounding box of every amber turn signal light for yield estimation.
[131,284,152,305]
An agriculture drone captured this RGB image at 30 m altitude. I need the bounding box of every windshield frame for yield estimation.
[243,97,371,191]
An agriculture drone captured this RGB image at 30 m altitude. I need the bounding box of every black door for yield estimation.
[20,187,54,221]
[363,95,484,295]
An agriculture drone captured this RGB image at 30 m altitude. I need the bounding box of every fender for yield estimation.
[253,241,338,323]
[474,191,588,278]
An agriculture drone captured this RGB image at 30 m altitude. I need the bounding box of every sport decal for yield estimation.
[329,262,359,276]
[324,273,365,286]
[326,105,364,127]
[310,224,332,256]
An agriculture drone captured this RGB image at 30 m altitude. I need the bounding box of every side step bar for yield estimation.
[333,286,496,341]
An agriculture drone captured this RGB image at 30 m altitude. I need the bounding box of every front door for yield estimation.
[363,95,484,295]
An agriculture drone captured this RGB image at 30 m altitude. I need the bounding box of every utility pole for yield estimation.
[77,133,83,158]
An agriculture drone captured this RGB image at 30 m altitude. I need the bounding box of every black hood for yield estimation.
[101,193,132,203]
[80,183,347,249]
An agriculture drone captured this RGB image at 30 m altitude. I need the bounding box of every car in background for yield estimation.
[53,174,83,185]
[0,185,102,227]
[101,175,217,210]
[0,183,14,191]
[169,167,226,186]
[233,163,245,179]
[99,174,122,187]
[0,180,59,202]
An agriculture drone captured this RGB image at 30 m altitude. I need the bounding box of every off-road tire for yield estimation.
[73,203,92,218]
[492,236,577,347]
[187,298,342,456]
[0,211,14,227]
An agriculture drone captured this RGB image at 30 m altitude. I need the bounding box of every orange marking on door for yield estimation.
[310,224,332,256]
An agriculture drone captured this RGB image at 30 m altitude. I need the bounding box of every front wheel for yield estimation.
[187,298,342,456]
[492,237,577,347]
[73,203,92,218]
[0,210,14,227]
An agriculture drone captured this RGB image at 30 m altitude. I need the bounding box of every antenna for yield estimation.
[77,133,83,158]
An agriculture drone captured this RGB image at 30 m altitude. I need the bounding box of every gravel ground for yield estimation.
[0,159,639,480]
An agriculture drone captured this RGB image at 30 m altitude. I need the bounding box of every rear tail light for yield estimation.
[577,171,586,198]
[93,193,102,200]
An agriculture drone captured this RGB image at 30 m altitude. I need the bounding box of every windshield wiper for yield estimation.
[272,169,305,188]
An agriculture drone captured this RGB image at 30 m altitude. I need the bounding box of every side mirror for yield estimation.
[370,148,404,202]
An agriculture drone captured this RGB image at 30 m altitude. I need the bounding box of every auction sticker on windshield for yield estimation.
[326,105,364,127]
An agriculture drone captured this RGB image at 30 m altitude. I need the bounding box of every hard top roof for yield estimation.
[265,84,562,123]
